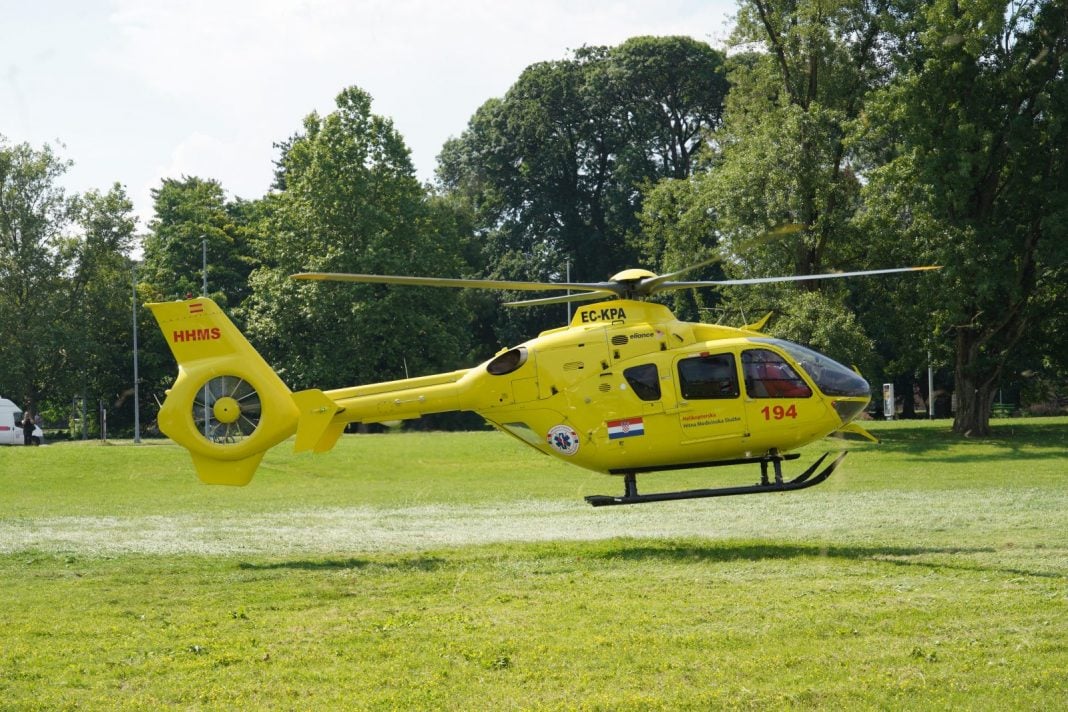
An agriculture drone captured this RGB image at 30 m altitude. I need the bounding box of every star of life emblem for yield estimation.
[547,424,580,455]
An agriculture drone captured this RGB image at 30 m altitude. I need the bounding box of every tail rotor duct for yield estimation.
[192,375,262,444]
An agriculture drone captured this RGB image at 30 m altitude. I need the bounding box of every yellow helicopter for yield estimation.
[147,262,937,505]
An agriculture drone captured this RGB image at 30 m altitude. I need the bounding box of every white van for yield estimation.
[0,398,43,445]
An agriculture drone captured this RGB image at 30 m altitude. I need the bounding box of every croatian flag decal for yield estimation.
[607,417,645,439]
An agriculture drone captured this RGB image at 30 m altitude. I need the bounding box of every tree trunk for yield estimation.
[952,374,995,436]
[952,330,996,436]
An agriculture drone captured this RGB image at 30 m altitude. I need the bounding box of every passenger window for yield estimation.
[742,349,812,398]
[623,364,661,401]
[678,353,739,399]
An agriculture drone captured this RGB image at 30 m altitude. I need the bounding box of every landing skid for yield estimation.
[585,451,847,507]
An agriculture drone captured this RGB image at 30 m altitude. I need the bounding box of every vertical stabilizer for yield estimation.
[148,298,300,485]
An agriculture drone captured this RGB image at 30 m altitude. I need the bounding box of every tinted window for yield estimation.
[678,353,739,399]
[486,347,528,375]
[623,364,661,401]
[754,339,870,397]
[742,349,812,398]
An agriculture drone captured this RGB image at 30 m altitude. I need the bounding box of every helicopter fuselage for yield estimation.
[322,299,872,476]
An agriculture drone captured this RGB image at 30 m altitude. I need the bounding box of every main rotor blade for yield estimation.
[292,272,607,293]
[639,253,723,294]
[655,265,941,291]
[638,224,805,295]
[503,290,618,308]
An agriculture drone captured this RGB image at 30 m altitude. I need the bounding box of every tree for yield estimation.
[638,2,901,366]
[0,140,140,426]
[437,36,728,347]
[635,176,724,321]
[860,0,1068,434]
[59,185,139,427]
[139,176,257,308]
[242,86,470,390]
[704,0,899,278]
[0,138,73,412]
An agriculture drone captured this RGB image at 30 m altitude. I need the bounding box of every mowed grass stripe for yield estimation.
[1,419,1066,708]
[3,487,1066,563]
[4,537,1066,709]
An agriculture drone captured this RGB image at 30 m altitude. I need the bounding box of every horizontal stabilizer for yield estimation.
[292,389,343,453]
[313,422,347,453]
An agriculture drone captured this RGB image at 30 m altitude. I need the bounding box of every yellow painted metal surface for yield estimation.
[148,297,870,485]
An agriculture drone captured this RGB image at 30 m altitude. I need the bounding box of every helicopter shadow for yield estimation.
[237,556,447,573]
[236,539,1063,580]
[584,539,1065,580]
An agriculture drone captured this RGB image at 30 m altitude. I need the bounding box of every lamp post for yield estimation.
[132,263,141,443]
[201,237,210,439]
[566,258,571,324]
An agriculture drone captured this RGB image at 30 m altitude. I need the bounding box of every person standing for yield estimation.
[22,412,36,446]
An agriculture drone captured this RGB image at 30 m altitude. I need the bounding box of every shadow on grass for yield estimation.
[864,419,1068,463]
[237,539,1065,581]
[584,539,1065,580]
[238,556,446,572]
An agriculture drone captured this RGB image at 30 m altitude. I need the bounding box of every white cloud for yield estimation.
[4,0,735,223]
[134,130,258,225]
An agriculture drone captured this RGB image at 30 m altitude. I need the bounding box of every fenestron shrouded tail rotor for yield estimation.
[192,375,262,443]
[147,299,341,485]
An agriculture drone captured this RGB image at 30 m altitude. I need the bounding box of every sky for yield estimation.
[2,0,736,227]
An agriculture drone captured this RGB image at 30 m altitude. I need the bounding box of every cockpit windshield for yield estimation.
[752,339,870,398]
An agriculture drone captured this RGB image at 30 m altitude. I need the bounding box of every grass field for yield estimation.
[2,418,1066,709]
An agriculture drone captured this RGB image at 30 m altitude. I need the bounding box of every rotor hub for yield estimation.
[609,268,657,282]
[193,375,262,444]
[212,396,242,424]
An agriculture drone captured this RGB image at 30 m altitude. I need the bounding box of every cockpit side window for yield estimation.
[623,363,661,401]
[678,353,739,399]
[486,347,528,375]
[742,349,812,398]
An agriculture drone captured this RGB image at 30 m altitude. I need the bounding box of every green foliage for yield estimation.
[0,141,138,421]
[139,176,258,308]
[705,0,896,277]
[767,289,877,374]
[438,36,728,345]
[57,185,139,415]
[857,0,1068,433]
[0,139,74,409]
[242,87,470,389]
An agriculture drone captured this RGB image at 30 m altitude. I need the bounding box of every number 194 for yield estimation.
[761,404,798,420]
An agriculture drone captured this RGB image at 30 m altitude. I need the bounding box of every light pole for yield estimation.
[132,263,141,443]
[201,237,210,439]
[566,258,571,324]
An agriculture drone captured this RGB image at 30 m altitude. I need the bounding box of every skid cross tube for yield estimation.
[585,452,847,507]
